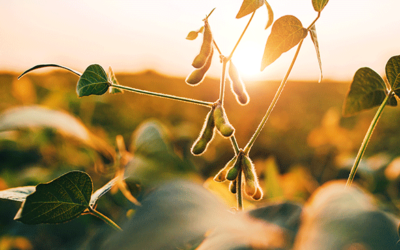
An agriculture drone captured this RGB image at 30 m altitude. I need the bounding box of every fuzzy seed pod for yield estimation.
[242,155,259,197]
[229,180,237,194]
[186,48,214,86]
[214,156,237,182]
[192,21,213,68]
[229,61,250,105]
[226,153,242,181]
[251,185,263,200]
[191,108,215,155]
[213,103,235,137]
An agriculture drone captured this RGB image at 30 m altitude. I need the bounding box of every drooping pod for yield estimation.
[186,48,214,86]
[241,155,259,197]
[226,153,242,181]
[192,21,213,68]
[229,180,237,194]
[252,185,263,200]
[228,61,250,105]
[213,103,235,137]
[214,155,237,182]
[191,107,215,155]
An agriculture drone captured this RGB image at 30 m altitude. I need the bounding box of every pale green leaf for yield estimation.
[76,64,109,97]
[108,66,123,94]
[261,15,308,70]
[265,0,274,30]
[89,177,117,207]
[343,67,397,117]
[15,171,92,224]
[312,0,329,12]
[18,64,81,79]
[0,186,35,202]
[309,25,323,82]
[0,106,115,164]
[385,55,400,91]
[236,0,264,19]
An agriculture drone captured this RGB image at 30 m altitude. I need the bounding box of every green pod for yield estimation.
[213,103,235,137]
[214,156,237,182]
[229,180,237,194]
[192,21,213,68]
[229,61,250,105]
[251,185,263,201]
[242,155,259,197]
[186,48,214,86]
[226,154,242,181]
[191,108,215,155]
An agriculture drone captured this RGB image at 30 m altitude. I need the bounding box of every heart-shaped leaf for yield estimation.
[261,15,308,70]
[236,0,264,19]
[343,68,397,117]
[108,66,123,94]
[385,55,400,96]
[309,25,323,82]
[312,0,330,12]
[0,186,36,202]
[15,171,92,224]
[265,0,274,30]
[76,64,109,97]
[18,64,81,79]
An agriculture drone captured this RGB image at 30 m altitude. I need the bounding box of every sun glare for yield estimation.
[230,42,264,80]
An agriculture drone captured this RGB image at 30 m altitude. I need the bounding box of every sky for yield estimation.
[1,0,399,82]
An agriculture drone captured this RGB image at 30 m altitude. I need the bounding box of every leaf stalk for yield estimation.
[88,207,122,231]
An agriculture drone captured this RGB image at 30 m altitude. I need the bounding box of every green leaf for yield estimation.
[108,66,123,94]
[76,64,109,97]
[15,171,92,224]
[309,25,323,83]
[18,64,81,79]
[343,68,396,117]
[0,186,35,202]
[89,177,117,207]
[385,55,400,92]
[312,0,329,12]
[264,0,274,30]
[236,0,264,19]
[0,106,116,164]
[261,15,308,70]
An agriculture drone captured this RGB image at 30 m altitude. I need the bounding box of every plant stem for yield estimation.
[213,40,222,55]
[88,207,122,231]
[243,39,305,154]
[111,84,213,107]
[219,58,228,102]
[346,94,390,187]
[230,136,240,155]
[227,11,256,61]
[307,12,321,30]
[236,169,243,211]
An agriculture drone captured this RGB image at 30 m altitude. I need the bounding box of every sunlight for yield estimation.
[230,41,264,80]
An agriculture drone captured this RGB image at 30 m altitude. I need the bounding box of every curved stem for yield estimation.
[307,12,321,30]
[88,207,122,231]
[244,39,305,154]
[346,94,390,187]
[227,11,256,61]
[111,84,213,107]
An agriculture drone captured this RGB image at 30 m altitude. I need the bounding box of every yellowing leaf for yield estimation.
[261,15,307,70]
[236,0,264,19]
[309,25,323,83]
[108,66,123,94]
[265,0,274,30]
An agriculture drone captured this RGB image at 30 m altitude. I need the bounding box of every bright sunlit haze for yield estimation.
[1,0,400,81]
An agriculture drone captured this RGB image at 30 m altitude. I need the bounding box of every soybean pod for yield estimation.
[252,186,263,201]
[192,21,213,68]
[214,155,237,182]
[229,180,237,194]
[186,48,214,86]
[226,153,242,181]
[213,103,235,137]
[229,61,250,105]
[191,107,215,155]
[242,155,259,197]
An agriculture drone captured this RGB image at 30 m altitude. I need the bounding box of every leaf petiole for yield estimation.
[227,11,256,61]
[88,206,122,231]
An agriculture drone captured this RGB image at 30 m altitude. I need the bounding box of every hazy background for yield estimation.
[1,0,399,81]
